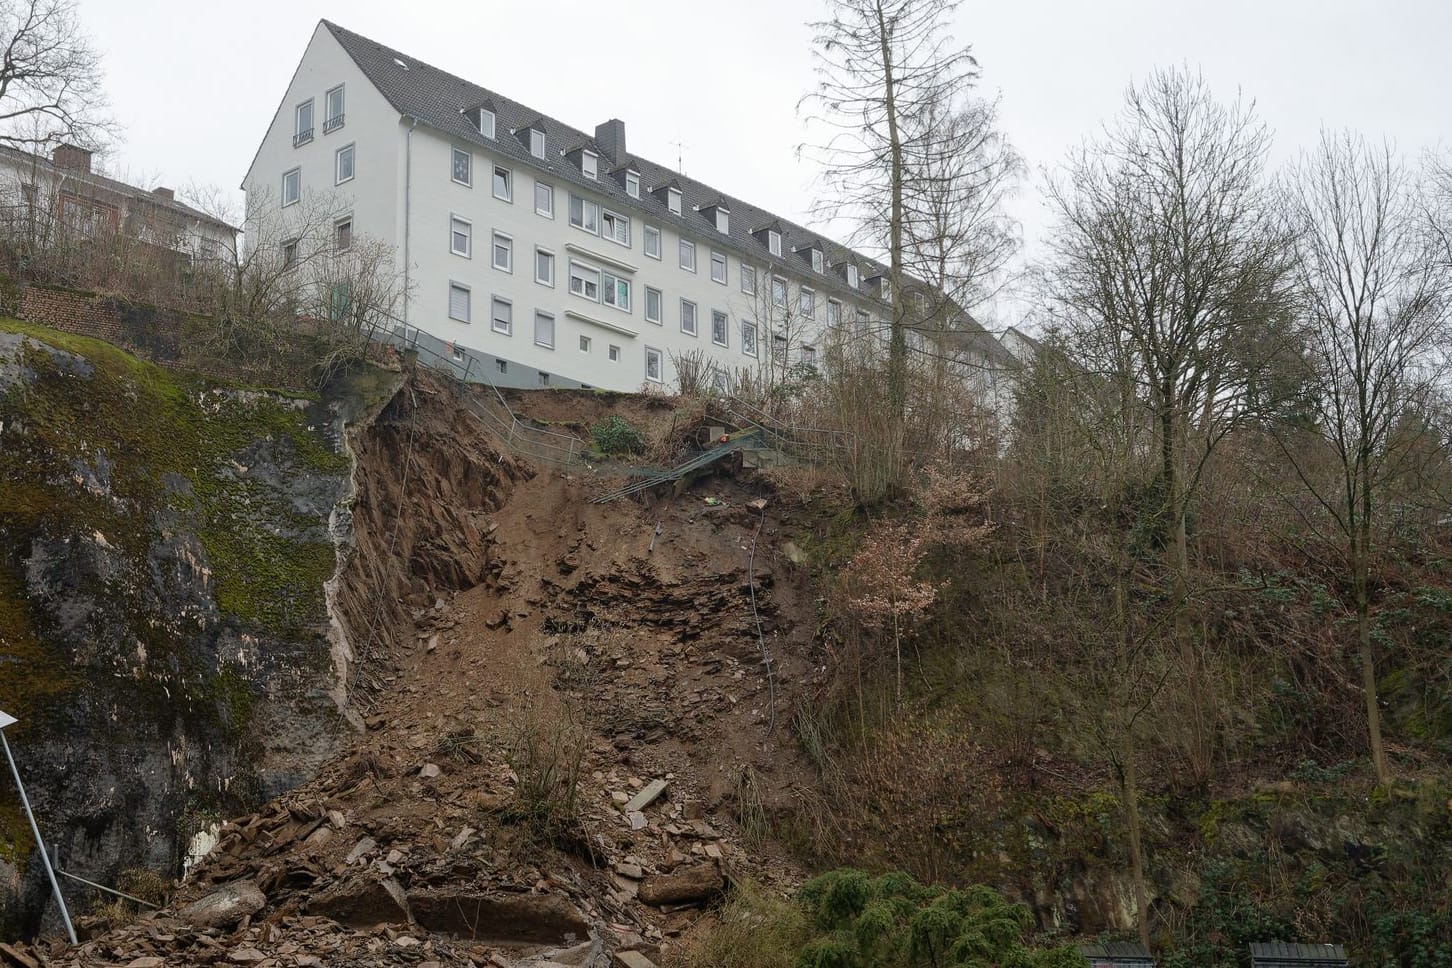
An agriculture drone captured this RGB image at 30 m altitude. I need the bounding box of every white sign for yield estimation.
[0,709,17,730]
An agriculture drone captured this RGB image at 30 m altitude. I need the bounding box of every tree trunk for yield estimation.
[875,1,908,423]
[1354,550,1390,784]
[1120,753,1152,952]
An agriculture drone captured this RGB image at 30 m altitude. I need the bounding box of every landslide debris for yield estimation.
[14,370,824,967]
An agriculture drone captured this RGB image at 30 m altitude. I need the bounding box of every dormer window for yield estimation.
[846,265,859,289]
[463,104,495,138]
[882,279,893,303]
[530,128,546,159]
[582,151,598,180]
[715,208,730,234]
[626,171,640,198]
[768,230,781,257]
[811,249,824,273]
[668,187,682,216]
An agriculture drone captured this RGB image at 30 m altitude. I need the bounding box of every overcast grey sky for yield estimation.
[80,0,1451,324]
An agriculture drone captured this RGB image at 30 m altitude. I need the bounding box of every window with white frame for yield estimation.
[452,345,465,363]
[644,225,661,259]
[450,216,471,257]
[667,187,682,215]
[710,250,727,284]
[609,344,620,361]
[711,310,728,347]
[802,344,818,366]
[492,232,513,272]
[568,194,599,234]
[281,167,300,207]
[539,371,550,385]
[535,181,554,217]
[534,310,555,348]
[827,299,841,326]
[294,99,314,145]
[281,238,299,269]
[535,247,554,286]
[492,165,512,202]
[334,216,352,252]
[771,276,786,308]
[529,128,546,158]
[741,264,757,296]
[772,333,787,360]
[452,147,471,185]
[715,209,729,233]
[799,287,815,317]
[581,150,598,179]
[626,171,640,198]
[491,296,512,335]
[324,85,345,131]
[448,282,471,322]
[882,279,893,303]
[680,299,697,336]
[712,371,728,393]
[768,229,781,256]
[645,346,663,382]
[679,238,696,272]
[335,143,355,184]
[473,108,495,138]
[645,286,662,323]
[742,321,758,357]
[810,249,824,273]
[601,209,630,246]
[856,308,871,331]
[602,271,631,311]
[569,261,600,300]
[497,359,507,373]
[847,264,860,288]
[579,334,592,353]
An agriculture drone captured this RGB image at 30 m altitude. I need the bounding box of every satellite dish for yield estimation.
[0,709,16,730]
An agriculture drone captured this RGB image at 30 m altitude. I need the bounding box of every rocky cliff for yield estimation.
[0,320,392,939]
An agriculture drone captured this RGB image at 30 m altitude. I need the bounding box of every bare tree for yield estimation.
[1043,66,1292,631]
[801,0,983,420]
[0,0,112,149]
[1278,131,1452,784]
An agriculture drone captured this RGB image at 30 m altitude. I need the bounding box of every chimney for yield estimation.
[594,119,626,164]
[152,186,174,201]
[52,144,92,173]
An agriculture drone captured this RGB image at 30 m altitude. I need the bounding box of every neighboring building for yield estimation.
[0,143,237,261]
[243,20,1011,393]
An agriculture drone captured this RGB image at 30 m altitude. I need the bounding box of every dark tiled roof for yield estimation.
[323,21,921,312]
[0,145,237,231]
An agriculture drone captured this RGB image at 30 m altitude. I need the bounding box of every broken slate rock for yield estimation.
[309,875,411,928]
[614,951,659,968]
[626,811,648,830]
[637,863,724,907]
[344,836,378,865]
[623,779,668,814]
[176,879,266,929]
[409,889,589,944]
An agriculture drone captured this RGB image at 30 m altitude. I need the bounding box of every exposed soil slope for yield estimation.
[19,370,825,967]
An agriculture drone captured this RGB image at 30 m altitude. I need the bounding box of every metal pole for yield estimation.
[53,867,159,909]
[0,729,77,944]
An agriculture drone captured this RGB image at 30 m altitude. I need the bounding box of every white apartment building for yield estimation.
[243,20,930,392]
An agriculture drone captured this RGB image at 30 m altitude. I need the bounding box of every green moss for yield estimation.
[0,317,348,736]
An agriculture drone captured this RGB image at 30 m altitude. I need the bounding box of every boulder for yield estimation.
[409,889,589,944]
[637,863,723,907]
[310,875,411,927]
[176,880,266,929]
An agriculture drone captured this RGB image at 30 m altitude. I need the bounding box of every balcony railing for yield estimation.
[292,128,314,147]
[323,114,345,134]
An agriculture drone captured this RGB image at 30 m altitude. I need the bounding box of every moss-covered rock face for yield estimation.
[0,320,355,939]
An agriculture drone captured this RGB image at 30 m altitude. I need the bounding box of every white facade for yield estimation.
[243,22,894,392]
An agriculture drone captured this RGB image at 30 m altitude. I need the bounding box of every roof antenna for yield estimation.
[670,139,688,174]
